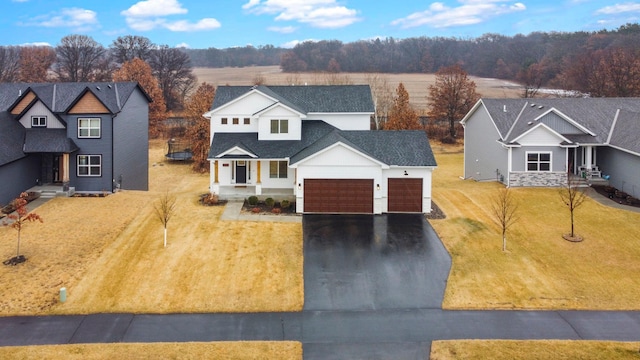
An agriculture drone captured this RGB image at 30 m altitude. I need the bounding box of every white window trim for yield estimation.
[525,151,552,172]
[77,155,102,177]
[269,160,288,178]
[78,118,101,138]
[270,119,289,134]
[31,116,47,127]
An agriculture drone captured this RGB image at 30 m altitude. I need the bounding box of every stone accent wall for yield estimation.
[509,171,566,187]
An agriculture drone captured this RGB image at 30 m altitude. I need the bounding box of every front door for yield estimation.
[236,161,247,184]
[53,155,62,182]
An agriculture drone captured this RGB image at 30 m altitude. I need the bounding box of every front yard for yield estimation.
[431,145,640,310]
[0,140,303,315]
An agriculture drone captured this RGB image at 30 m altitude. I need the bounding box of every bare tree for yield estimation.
[491,187,518,251]
[149,45,196,111]
[428,64,480,139]
[366,74,393,130]
[0,46,21,82]
[110,35,154,65]
[54,34,107,82]
[154,192,176,248]
[559,171,588,241]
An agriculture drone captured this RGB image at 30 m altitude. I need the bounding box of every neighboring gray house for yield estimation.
[461,98,640,197]
[0,82,151,206]
[205,85,437,214]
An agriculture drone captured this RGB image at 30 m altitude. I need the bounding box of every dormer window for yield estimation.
[31,116,47,128]
[270,119,288,134]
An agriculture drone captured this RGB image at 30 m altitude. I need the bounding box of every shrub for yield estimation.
[281,199,291,209]
[248,195,259,205]
[265,197,275,208]
[202,193,219,205]
[272,208,282,214]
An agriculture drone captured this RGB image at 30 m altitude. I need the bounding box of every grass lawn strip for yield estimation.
[430,340,640,360]
[431,145,640,310]
[0,140,303,315]
[0,342,302,359]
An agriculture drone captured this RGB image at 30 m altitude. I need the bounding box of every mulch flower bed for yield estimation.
[591,185,640,208]
[199,193,228,206]
[241,200,296,215]
[1,191,40,214]
[425,201,446,220]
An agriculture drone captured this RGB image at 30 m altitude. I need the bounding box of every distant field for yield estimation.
[193,66,523,111]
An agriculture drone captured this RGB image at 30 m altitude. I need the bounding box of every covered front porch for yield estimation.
[217,186,295,201]
[210,159,296,201]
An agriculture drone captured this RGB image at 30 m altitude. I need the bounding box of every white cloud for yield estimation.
[268,25,297,33]
[121,0,187,17]
[244,0,361,28]
[164,18,221,31]
[596,3,640,15]
[20,42,52,47]
[21,8,99,30]
[176,42,190,48]
[391,0,526,29]
[281,38,316,48]
[121,0,221,32]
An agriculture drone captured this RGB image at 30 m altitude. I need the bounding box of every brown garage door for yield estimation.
[388,178,423,213]
[304,179,373,213]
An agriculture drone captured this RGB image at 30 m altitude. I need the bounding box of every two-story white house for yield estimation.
[203,85,437,214]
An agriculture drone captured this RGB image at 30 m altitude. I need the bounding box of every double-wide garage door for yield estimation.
[304,179,373,213]
[388,178,423,213]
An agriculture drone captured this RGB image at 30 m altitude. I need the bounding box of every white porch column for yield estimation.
[584,146,593,169]
[211,160,220,194]
[255,161,262,195]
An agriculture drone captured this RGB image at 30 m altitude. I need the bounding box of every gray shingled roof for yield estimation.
[23,129,79,153]
[609,110,640,154]
[212,85,375,113]
[481,98,640,154]
[0,111,26,166]
[209,120,436,167]
[0,82,150,114]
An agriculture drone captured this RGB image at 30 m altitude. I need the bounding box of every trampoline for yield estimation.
[165,139,193,161]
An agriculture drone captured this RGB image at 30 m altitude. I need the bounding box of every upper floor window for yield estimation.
[232,117,239,125]
[78,118,101,138]
[77,155,101,177]
[244,117,250,125]
[527,152,551,172]
[31,116,47,127]
[270,119,288,134]
[221,117,228,125]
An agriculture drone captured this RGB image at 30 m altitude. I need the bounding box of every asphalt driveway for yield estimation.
[302,214,451,311]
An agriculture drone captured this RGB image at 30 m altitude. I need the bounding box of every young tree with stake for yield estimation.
[490,187,518,252]
[3,192,43,265]
[154,192,176,248]
[559,171,588,241]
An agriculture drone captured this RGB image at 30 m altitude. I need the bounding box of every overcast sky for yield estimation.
[3,0,639,49]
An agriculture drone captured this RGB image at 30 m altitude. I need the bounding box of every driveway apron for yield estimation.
[302,214,452,311]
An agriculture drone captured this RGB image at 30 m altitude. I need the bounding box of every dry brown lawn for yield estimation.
[0,341,302,359]
[193,65,523,110]
[431,340,640,360]
[431,144,640,309]
[0,140,303,315]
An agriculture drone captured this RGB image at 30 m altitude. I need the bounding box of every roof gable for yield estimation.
[10,90,36,115]
[290,141,387,168]
[68,90,111,114]
[513,122,571,145]
[534,108,594,136]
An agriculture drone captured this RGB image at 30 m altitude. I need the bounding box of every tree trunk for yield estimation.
[570,210,575,237]
[502,232,506,252]
[16,229,21,257]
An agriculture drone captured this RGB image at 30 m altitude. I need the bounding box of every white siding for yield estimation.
[257,106,302,141]
[18,101,65,128]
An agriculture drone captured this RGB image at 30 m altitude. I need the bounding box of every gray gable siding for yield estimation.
[0,155,40,206]
[66,114,114,192]
[113,88,149,191]
[539,112,583,135]
[463,105,508,182]
[597,147,640,198]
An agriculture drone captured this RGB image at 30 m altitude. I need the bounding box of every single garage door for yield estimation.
[388,178,423,212]
[304,179,373,213]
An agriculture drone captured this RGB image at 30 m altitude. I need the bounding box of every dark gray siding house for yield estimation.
[461,98,640,198]
[0,82,150,204]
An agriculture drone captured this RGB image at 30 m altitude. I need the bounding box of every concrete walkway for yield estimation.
[588,189,640,213]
